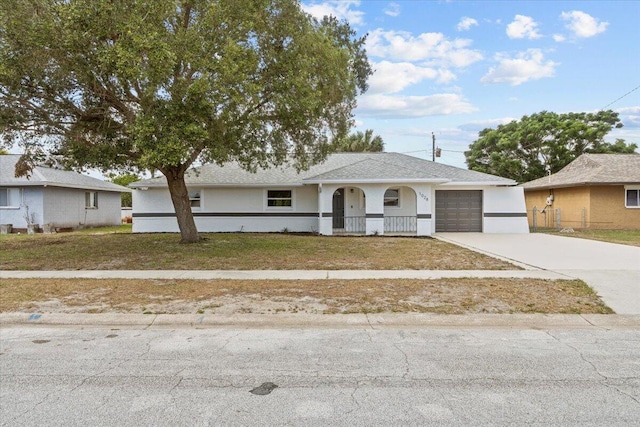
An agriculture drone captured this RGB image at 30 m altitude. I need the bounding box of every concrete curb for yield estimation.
[0,270,568,280]
[1,312,638,330]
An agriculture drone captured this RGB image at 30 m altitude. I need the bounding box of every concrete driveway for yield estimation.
[436,233,640,315]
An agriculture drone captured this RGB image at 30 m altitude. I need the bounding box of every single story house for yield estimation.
[130,152,528,236]
[0,154,130,232]
[521,153,640,230]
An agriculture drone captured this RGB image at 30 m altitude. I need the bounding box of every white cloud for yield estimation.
[561,11,608,38]
[506,15,542,39]
[302,1,364,25]
[457,17,478,31]
[384,2,400,17]
[553,34,566,42]
[367,29,483,68]
[481,49,558,86]
[617,106,640,128]
[368,61,456,94]
[357,93,477,118]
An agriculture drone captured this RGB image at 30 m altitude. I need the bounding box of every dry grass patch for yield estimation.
[0,278,612,315]
[0,232,515,270]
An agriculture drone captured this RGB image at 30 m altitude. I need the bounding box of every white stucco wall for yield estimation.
[132,185,320,233]
[482,186,530,233]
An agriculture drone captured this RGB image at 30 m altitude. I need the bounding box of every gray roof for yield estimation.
[521,153,640,190]
[131,152,514,187]
[0,155,131,193]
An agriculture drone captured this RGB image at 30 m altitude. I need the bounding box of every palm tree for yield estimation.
[336,129,384,152]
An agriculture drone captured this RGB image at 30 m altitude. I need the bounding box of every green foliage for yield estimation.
[465,110,637,183]
[108,173,139,207]
[334,129,384,152]
[0,0,371,242]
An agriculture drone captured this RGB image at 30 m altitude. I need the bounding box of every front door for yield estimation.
[332,188,345,228]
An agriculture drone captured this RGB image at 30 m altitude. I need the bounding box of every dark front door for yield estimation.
[435,190,483,232]
[332,188,345,228]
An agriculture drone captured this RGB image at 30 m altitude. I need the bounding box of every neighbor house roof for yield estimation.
[130,152,515,188]
[0,155,131,193]
[521,153,640,191]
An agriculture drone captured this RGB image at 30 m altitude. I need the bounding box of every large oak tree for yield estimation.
[465,110,637,183]
[0,0,371,242]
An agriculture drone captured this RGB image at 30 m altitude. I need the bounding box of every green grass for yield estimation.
[539,229,640,247]
[0,226,517,271]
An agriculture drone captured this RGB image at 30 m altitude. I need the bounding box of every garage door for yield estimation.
[435,190,482,232]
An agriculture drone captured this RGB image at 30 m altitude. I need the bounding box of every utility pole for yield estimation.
[431,132,436,162]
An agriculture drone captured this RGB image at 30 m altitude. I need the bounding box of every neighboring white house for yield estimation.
[0,155,130,232]
[130,152,529,236]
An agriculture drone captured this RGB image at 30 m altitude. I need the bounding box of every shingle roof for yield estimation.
[0,155,130,193]
[131,152,515,187]
[521,153,640,190]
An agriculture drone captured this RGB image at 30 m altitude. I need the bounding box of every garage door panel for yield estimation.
[435,190,482,232]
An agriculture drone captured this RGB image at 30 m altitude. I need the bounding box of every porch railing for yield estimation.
[333,216,366,233]
[333,216,418,234]
[384,216,417,233]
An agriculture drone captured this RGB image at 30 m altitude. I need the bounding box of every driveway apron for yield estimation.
[435,233,640,315]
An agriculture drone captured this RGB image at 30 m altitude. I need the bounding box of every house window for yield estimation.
[0,188,22,208]
[384,188,400,207]
[189,190,201,209]
[626,189,640,208]
[267,190,292,207]
[85,191,98,209]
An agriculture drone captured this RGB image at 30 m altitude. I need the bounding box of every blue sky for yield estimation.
[303,0,640,168]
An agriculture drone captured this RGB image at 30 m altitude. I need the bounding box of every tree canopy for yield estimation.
[334,129,384,152]
[0,0,371,242]
[465,110,637,183]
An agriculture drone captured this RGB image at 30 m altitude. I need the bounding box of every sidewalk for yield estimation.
[0,269,567,280]
[2,312,639,330]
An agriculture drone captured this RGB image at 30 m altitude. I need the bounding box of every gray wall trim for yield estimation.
[483,212,527,218]
[133,212,320,218]
[417,214,432,219]
[321,212,333,217]
[365,213,384,219]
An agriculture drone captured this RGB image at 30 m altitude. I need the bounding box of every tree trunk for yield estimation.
[163,167,202,243]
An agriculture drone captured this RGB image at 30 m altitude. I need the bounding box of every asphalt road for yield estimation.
[2,325,639,426]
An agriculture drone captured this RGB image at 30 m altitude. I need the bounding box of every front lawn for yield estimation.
[0,229,516,270]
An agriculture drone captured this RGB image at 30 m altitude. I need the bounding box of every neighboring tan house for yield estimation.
[521,153,640,230]
[130,152,529,236]
[0,155,130,232]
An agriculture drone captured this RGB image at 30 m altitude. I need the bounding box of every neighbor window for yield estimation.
[384,189,400,207]
[626,189,640,208]
[85,191,98,209]
[189,190,201,209]
[0,188,22,208]
[267,190,292,207]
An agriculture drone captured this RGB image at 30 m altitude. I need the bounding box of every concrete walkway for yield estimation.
[0,269,565,280]
[436,233,640,315]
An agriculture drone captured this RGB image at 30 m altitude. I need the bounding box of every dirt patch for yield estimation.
[0,278,613,315]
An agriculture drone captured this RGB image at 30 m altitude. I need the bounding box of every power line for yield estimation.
[601,84,640,109]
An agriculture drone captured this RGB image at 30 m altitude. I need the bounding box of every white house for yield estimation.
[130,152,529,236]
[0,155,130,232]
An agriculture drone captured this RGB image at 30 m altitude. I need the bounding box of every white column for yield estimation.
[362,185,385,235]
[318,184,340,235]
[412,184,433,236]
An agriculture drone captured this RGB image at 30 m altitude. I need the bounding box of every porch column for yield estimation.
[412,184,433,236]
[317,184,340,235]
[363,186,385,235]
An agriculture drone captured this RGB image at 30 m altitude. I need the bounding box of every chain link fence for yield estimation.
[529,207,587,232]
